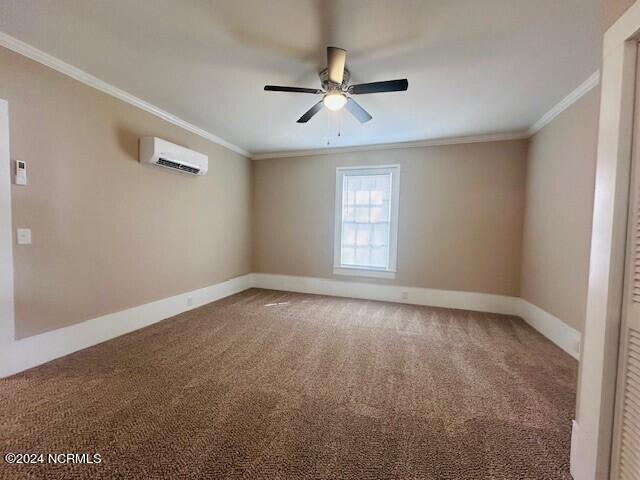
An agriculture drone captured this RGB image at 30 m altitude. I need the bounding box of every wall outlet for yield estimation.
[16,228,31,245]
[400,291,409,300]
[187,296,193,307]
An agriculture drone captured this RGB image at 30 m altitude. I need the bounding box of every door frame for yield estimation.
[609,46,640,480]
[0,98,15,361]
[570,3,640,480]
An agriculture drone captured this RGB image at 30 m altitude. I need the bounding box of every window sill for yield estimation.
[333,266,397,279]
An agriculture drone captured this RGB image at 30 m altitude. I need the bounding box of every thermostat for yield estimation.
[15,160,27,186]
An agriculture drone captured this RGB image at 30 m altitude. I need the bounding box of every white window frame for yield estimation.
[333,165,400,279]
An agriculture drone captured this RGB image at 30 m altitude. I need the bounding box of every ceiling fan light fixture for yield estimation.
[264,46,408,123]
[323,92,347,111]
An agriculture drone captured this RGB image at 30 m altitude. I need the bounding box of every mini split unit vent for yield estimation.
[139,137,208,175]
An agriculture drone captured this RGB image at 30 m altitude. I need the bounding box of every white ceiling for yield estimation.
[0,0,602,155]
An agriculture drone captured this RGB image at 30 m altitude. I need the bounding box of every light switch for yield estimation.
[16,228,31,245]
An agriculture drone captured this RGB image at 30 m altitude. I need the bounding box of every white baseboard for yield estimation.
[517,299,581,359]
[251,273,518,315]
[0,274,252,378]
[570,420,587,480]
[1,272,581,378]
[251,273,582,359]
[570,419,600,480]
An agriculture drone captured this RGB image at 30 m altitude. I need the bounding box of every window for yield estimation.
[333,165,400,279]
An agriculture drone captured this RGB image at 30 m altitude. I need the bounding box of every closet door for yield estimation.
[611,45,640,480]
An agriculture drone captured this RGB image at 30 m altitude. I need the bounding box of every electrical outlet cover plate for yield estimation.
[16,228,31,245]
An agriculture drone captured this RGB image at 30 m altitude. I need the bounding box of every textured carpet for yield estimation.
[0,289,577,479]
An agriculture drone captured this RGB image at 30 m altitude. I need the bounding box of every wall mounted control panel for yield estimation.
[14,160,27,186]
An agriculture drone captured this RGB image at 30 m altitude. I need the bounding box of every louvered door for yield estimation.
[611,45,640,480]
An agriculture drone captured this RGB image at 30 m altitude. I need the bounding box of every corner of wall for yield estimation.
[518,78,601,338]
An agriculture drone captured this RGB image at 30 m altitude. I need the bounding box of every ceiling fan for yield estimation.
[264,47,408,124]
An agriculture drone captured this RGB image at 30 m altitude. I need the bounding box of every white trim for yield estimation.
[250,132,529,160]
[251,70,604,159]
[333,266,397,279]
[527,71,601,136]
[0,29,601,161]
[0,274,252,378]
[1,272,582,378]
[0,30,602,162]
[252,273,518,314]
[0,31,250,158]
[335,165,401,172]
[570,420,584,480]
[570,3,640,479]
[517,299,581,360]
[255,69,603,159]
[0,99,15,358]
[333,165,400,278]
[250,273,582,359]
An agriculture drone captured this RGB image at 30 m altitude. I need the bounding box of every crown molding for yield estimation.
[250,131,529,160]
[527,70,601,136]
[252,71,601,160]
[0,31,250,158]
[0,30,600,159]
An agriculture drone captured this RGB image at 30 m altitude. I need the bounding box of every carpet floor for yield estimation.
[0,289,578,479]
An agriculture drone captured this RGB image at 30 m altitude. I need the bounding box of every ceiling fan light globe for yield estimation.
[323,93,347,111]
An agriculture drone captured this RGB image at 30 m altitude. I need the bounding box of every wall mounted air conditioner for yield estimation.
[139,137,208,175]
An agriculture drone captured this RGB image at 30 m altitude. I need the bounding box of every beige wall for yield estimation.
[603,0,636,29]
[1,32,604,339]
[520,87,600,333]
[0,47,252,338]
[253,140,528,297]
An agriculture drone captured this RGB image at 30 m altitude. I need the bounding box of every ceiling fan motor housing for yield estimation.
[263,46,407,123]
[319,67,351,92]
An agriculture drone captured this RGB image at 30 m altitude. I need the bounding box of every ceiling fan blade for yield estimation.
[264,85,323,94]
[349,79,408,95]
[345,97,372,123]
[327,47,347,84]
[297,101,324,123]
